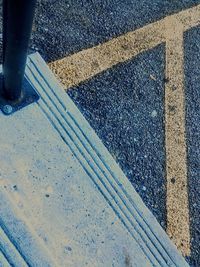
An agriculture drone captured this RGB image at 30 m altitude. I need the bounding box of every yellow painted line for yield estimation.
[165,17,190,256]
[49,5,200,89]
[49,19,166,88]
[49,4,200,256]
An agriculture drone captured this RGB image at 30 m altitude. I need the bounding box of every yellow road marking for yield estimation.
[165,17,190,255]
[49,5,200,89]
[49,4,200,256]
[49,20,165,88]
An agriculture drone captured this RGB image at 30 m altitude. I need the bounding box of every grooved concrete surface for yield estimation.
[0,53,189,267]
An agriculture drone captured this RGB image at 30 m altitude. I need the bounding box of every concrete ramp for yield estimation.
[0,53,188,267]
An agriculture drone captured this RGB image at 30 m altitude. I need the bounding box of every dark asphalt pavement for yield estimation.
[67,33,200,266]
[68,44,167,228]
[184,27,200,266]
[33,0,200,62]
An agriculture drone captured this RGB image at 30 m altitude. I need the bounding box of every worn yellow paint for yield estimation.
[49,5,200,89]
[49,20,165,88]
[165,17,190,255]
[49,4,200,256]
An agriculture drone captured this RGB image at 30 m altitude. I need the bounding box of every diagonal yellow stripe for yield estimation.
[49,5,200,90]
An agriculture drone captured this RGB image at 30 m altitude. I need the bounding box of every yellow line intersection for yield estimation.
[49,4,200,256]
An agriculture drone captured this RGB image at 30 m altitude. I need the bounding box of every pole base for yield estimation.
[0,75,39,115]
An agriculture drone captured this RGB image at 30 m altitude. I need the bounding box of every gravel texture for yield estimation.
[68,45,167,228]
[184,26,200,267]
[31,0,200,62]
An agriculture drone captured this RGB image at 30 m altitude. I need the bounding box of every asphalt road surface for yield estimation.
[0,1,200,266]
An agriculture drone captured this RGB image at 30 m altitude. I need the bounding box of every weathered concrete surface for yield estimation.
[0,53,189,266]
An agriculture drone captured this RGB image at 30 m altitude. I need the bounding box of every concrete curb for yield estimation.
[0,53,189,266]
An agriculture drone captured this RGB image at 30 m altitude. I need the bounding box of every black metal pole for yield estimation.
[3,0,37,103]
